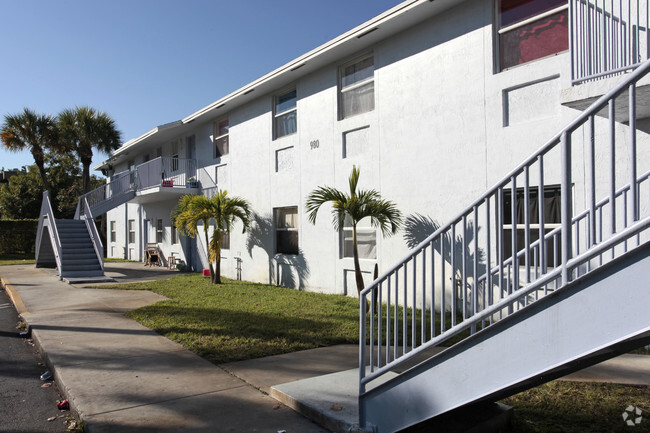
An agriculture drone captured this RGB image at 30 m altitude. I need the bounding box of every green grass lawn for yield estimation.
[0,255,35,266]
[503,381,650,432]
[100,273,649,432]
[103,274,360,363]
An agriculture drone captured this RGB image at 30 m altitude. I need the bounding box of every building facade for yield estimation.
[97,0,650,295]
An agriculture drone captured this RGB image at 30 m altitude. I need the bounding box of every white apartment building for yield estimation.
[95,0,650,295]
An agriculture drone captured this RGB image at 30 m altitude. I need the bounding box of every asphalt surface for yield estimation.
[0,287,73,433]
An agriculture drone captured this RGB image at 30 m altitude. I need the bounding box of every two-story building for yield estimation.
[94,0,650,295]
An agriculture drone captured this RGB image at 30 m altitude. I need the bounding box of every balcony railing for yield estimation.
[136,156,197,190]
[571,0,649,83]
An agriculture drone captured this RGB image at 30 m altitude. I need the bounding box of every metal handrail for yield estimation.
[80,198,105,272]
[36,191,63,274]
[358,57,650,427]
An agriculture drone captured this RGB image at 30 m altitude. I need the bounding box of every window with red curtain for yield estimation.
[498,0,569,70]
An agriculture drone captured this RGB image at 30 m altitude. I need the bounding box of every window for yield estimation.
[128,220,135,244]
[214,118,229,157]
[275,207,299,255]
[110,221,116,243]
[221,231,230,250]
[498,0,568,70]
[339,54,374,119]
[503,185,561,265]
[156,219,163,243]
[171,224,179,245]
[274,89,297,138]
[342,217,377,259]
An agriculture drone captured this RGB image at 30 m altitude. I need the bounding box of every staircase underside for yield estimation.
[359,243,650,432]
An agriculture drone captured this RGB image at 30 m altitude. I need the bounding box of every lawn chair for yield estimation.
[144,243,161,267]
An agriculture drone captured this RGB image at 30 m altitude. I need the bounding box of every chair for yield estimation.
[144,243,161,267]
[167,252,179,270]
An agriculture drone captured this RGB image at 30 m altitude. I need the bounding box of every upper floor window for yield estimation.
[498,0,568,70]
[214,118,229,158]
[339,54,375,119]
[274,89,297,139]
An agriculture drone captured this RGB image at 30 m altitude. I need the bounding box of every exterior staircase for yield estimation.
[35,156,197,282]
[353,59,650,432]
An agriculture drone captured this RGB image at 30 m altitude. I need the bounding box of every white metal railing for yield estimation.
[571,0,649,83]
[358,58,650,427]
[76,170,134,218]
[35,191,63,272]
[136,156,197,190]
[79,198,104,272]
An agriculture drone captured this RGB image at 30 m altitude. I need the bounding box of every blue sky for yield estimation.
[0,0,402,173]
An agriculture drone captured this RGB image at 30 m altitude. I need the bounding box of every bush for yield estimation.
[0,219,38,256]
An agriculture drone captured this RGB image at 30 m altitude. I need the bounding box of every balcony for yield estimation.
[563,0,650,121]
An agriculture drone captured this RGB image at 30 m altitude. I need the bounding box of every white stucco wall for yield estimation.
[103,0,650,297]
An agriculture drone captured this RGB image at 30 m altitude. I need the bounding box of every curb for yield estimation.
[0,277,29,316]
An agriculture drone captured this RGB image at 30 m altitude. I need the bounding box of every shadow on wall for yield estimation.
[403,213,497,312]
[246,212,310,290]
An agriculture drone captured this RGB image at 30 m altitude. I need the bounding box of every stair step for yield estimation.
[60,270,106,278]
[62,264,102,272]
[62,257,100,266]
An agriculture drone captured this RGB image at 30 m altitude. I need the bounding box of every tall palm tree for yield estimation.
[1,108,58,193]
[58,106,121,194]
[306,166,403,296]
[172,190,251,284]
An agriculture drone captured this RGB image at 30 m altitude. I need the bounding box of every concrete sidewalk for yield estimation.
[1,263,648,433]
[0,264,333,433]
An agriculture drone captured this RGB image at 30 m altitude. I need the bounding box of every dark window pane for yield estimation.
[277,231,299,255]
[216,135,229,157]
[276,90,297,114]
[500,10,568,69]
[500,0,566,28]
[217,119,229,137]
[342,57,374,88]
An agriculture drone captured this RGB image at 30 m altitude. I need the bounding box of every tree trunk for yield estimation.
[81,161,91,194]
[213,231,222,284]
[204,225,215,283]
[32,152,51,195]
[352,224,365,297]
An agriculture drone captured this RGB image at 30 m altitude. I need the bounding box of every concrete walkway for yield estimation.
[1,263,648,433]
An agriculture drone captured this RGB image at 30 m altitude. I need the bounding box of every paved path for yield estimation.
[0,265,328,433]
[1,263,648,433]
[0,288,73,433]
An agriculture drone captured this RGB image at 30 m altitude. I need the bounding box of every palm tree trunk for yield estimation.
[213,231,222,284]
[203,224,215,283]
[32,152,51,194]
[352,224,365,296]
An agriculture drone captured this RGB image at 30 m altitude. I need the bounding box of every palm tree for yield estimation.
[305,166,403,296]
[1,108,58,193]
[58,106,121,194]
[172,190,252,284]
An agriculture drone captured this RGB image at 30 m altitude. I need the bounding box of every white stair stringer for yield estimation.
[360,244,650,433]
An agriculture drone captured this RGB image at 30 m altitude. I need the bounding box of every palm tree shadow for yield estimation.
[403,213,495,311]
[246,212,310,290]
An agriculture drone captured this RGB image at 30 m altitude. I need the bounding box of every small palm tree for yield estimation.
[172,190,251,284]
[1,108,58,193]
[306,166,402,296]
[58,106,121,194]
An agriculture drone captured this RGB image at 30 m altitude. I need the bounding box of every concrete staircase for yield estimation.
[56,219,105,281]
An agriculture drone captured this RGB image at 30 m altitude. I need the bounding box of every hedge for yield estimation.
[0,219,39,256]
